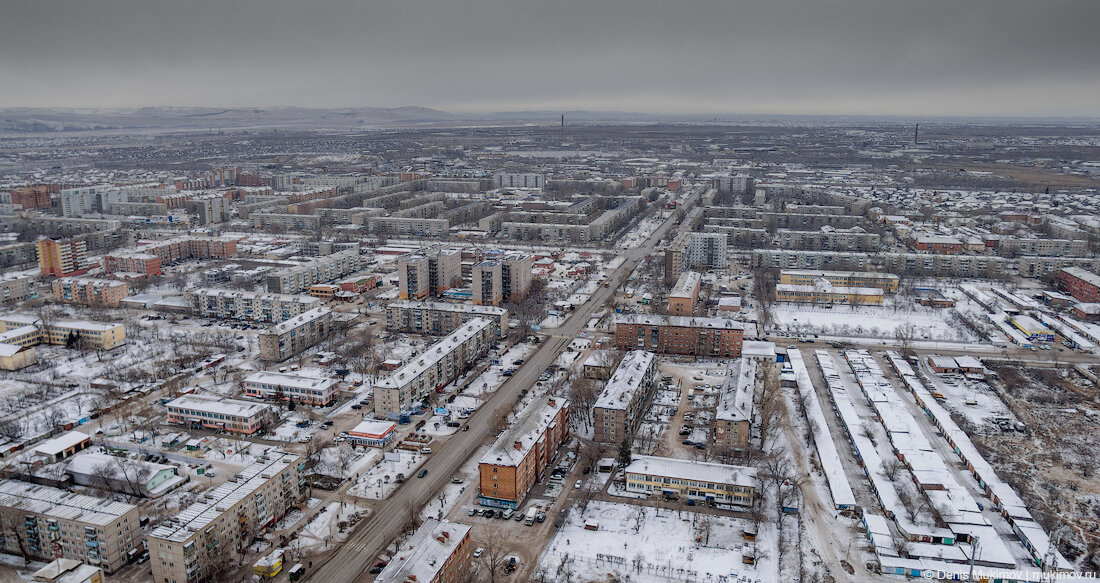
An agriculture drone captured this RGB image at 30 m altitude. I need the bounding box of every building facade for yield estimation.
[373,318,494,417]
[614,314,743,358]
[147,452,304,583]
[668,271,701,316]
[0,275,36,304]
[243,370,338,406]
[1059,267,1100,303]
[385,300,507,338]
[52,278,129,308]
[478,397,570,509]
[257,307,332,362]
[265,248,360,294]
[594,351,657,444]
[472,260,502,306]
[186,289,320,323]
[0,479,141,574]
[38,238,91,278]
[623,455,756,506]
[165,394,276,434]
[374,520,472,583]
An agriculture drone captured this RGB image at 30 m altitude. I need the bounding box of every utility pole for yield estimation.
[966,537,979,583]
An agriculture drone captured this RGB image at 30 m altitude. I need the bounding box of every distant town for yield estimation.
[0,120,1097,583]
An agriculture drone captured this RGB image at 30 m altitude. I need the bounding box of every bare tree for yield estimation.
[477,529,511,583]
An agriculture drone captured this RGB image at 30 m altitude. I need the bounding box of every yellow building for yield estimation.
[779,269,899,293]
[0,315,127,350]
[624,455,756,506]
[775,283,884,305]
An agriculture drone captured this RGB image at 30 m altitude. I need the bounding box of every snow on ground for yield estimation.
[311,445,382,480]
[297,501,371,552]
[770,302,978,342]
[347,449,426,499]
[538,500,776,583]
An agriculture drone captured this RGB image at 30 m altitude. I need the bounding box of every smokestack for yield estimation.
[914,123,919,145]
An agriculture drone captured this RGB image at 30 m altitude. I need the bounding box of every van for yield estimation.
[420,447,432,454]
[502,509,515,520]
[524,507,538,525]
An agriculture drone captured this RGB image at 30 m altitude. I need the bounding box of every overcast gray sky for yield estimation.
[2,0,1098,117]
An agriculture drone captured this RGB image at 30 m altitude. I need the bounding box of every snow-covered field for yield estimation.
[347,450,426,499]
[537,500,776,583]
[297,501,371,551]
[770,303,979,342]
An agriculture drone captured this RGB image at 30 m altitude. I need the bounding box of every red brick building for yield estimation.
[614,314,744,358]
[914,236,965,254]
[478,397,570,509]
[10,185,51,209]
[1059,267,1100,303]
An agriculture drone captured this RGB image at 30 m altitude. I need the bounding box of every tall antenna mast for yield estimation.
[914,123,919,145]
[561,114,565,144]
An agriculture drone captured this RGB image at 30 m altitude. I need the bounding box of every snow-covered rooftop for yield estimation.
[594,350,655,411]
[624,455,756,487]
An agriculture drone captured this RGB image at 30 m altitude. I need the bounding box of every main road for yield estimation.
[307,189,698,583]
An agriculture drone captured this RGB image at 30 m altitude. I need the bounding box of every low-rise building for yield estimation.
[0,315,126,350]
[623,455,756,506]
[0,274,36,304]
[243,370,338,406]
[775,282,884,305]
[1059,267,1100,303]
[65,452,181,498]
[345,420,397,447]
[147,451,304,583]
[593,351,657,444]
[373,318,494,417]
[52,278,129,308]
[385,300,507,338]
[478,397,570,509]
[1009,315,1054,342]
[257,307,332,362]
[165,394,276,434]
[614,314,744,358]
[373,520,472,583]
[779,269,899,292]
[0,479,141,573]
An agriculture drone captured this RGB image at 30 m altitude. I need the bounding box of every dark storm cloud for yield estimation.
[1,0,1098,116]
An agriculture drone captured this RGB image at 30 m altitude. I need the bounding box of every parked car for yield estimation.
[473,547,484,558]
[468,508,477,516]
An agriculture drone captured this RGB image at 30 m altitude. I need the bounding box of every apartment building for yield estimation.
[186,195,228,225]
[52,278,129,308]
[913,236,965,254]
[0,274,36,304]
[715,358,757,451]
[664,232,688,285]
[750,249,1009,279]
[366,216,450,237]
[702,224,770,249]
[0,315,127,350]
[38,238,91,278]
[373,318,494,417]
[397,254,430,299]
[386,300,507,338]
[996,237,1088,258]
[251,213,321,231]
[493,173,545,189]
[776,228,881,252]
[265,248,360,294]
[374,520,472,583]
[614,314,743,358]
[257,307,332,362]
[10,185,52,209]
[103,252,162,277]
[712,174,754,194]
[1058,267,1100,303]
[165,394,276,434]
[779,269,899,292]
[478,396,570,509]
[594,351,657,444]
[684,232,727,269]
[243,370,338,406]
[186,289,320,323]
[668,271,701,316]
[148,452,304,583]
[120,236,237,268]
[59,186,101,218]
[0,479,141,574]
[623,455,756,506]
[472,260,503,306]
[499,253,533,302]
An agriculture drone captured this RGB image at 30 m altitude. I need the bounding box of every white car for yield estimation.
[575,479,582,489]
[473,547,484,558]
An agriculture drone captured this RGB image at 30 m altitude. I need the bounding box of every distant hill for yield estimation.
[0,106,459,133]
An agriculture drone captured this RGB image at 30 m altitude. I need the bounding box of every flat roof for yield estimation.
[782,269,899,280]
[375,318,491,389]
[265,307,331,335]
[595,350,655,410]
[1062,266,1100,288]
[166,394,274,418]
[670,271,702,299]
[148,451,300,543]
[387,299,507,317]
[0,479,137,526]
[348,420,396,437]
[34,430,90,457]
[614,314,744,330]
[244,370,337,391]
[625,455,756,486]
[716,358,756,422]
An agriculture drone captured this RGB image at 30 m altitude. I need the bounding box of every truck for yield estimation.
[524,507,538,526]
